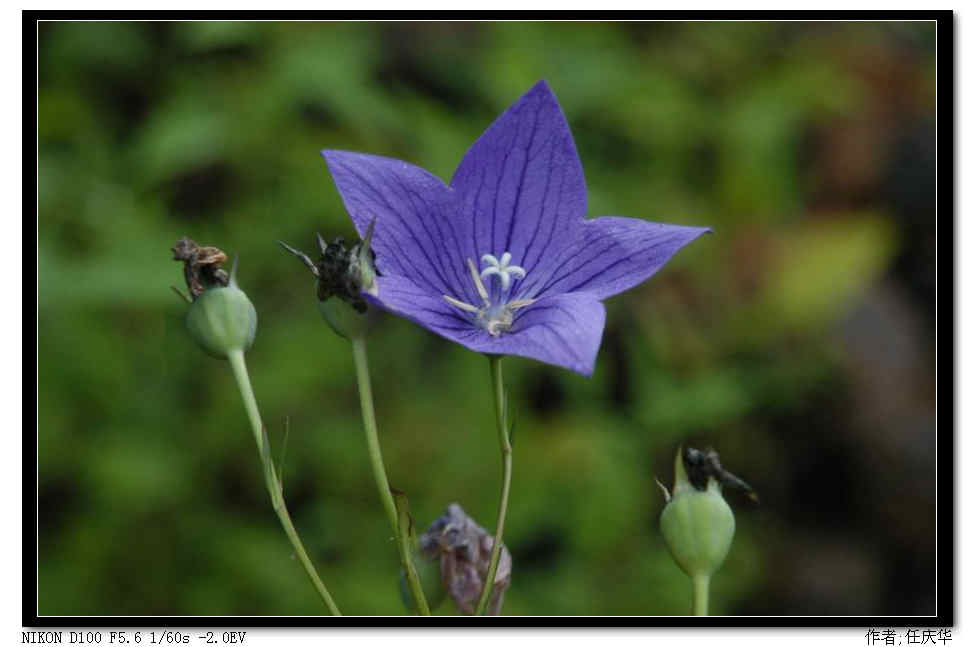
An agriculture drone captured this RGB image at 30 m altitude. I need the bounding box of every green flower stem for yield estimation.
[475,355,513,616]
[350,337,431,616]
[227,349,342,616]
[692,573,710,616]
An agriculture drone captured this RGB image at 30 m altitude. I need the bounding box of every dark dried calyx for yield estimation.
[279,227,378,314]
[316,235,371,312]
[682,446,758,501]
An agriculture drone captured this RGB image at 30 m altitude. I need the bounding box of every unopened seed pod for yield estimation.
[186,283,257,359]
[318,298,374,341]
[660,447,735,579]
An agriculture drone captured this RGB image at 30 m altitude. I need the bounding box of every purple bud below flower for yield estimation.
[418,503,512,616]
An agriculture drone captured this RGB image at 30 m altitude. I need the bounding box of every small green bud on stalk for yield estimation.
[282,225,436,614]
[660,457,734,579]
[186,282,257,358]
[172,238,257,359]
[170,238,340,615]
[659,446,753,616]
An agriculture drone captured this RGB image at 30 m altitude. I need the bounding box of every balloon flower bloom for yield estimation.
[322,81,709,375]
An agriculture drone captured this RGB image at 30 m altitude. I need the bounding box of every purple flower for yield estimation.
[321,81,709,376]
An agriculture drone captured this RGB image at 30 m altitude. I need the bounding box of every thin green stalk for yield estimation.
[227,349,341,616]
[350,337,431,616]
[692,573,710,616]
[475,355,513,616]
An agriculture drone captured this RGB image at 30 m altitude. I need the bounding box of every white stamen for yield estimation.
[507,298,535,310]
[443,294,480,313]
[467,258,490,305]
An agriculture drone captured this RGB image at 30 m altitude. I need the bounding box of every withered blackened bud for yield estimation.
[280,222,379,340]
[172,237,230,299]
[280,221,378,312]
[314,234,370,313]
[418,503,511,616]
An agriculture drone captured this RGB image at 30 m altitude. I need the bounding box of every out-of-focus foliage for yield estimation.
[37,21,937,616]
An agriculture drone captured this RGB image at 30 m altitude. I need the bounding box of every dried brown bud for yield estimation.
[172,237,230,299]
[418,503,511,615]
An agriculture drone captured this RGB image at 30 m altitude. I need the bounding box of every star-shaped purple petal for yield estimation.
[323,80,709,376]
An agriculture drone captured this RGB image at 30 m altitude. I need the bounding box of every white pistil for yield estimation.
[442,255,535,337]
[480,252,526,292]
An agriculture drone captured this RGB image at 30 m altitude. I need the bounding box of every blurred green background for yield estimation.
[37,21,937,616]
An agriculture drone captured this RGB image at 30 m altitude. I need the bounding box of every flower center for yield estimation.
[442,253,534,337]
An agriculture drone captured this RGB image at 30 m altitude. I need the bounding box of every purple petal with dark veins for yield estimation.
[517,217,711,301]
[322,150,479,304]
[492,292,606,376]
[366,275,485,344]
[367,276,605,376]
[450,80,587,303]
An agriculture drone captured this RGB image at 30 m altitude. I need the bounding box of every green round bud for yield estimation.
[399,551,446,614]
[660,449,735,579]
[660,484,735,578]
[186,285,257,358]
[318,298,374,341]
